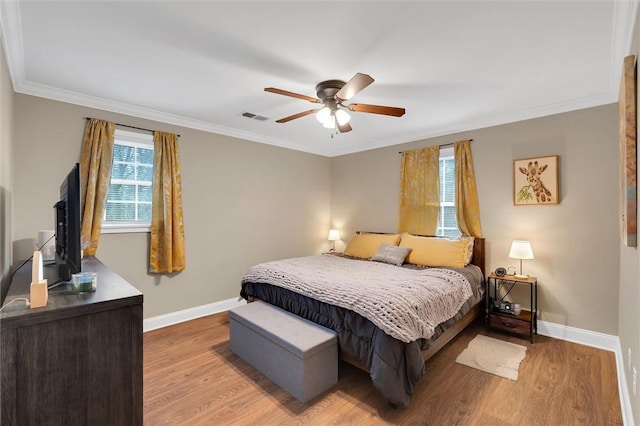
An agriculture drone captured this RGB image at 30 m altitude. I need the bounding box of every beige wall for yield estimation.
[331,104,620,336]
[0,41,14,302]
[618,9,640,424]
[11,94,331,317]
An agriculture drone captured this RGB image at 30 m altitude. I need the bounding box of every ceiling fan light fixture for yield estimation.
[335,108,350,125]
[266,73,405,132]
[316,106,331,124]
[322,115,336,129]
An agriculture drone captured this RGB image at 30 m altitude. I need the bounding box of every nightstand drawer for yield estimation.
[488,314,530,335]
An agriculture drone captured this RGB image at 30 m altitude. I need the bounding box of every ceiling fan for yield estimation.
[265,73,405,133]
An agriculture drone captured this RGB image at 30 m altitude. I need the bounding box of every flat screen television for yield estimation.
[54,163,82,281]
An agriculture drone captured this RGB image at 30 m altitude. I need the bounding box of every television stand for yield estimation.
[1,256,143,425]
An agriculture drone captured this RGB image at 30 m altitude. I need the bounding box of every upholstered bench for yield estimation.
[229,300,338,403]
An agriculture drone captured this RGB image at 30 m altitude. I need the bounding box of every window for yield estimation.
[436,147,460,237]
[102,129,154,233]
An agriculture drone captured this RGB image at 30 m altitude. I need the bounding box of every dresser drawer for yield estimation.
[488,313,530,336]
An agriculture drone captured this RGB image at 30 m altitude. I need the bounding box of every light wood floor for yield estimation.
[143,313,622,425]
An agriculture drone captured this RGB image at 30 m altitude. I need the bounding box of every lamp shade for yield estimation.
[327,229,340,241]
[509,240,534,260]
[335,108,351,125]
[322,115,336,129]
[316,107,331,124]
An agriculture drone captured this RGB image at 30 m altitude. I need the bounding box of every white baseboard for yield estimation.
[537,320,619,351]
[538,320,633,426]
[143,308,633,425]
[143,297,246,333]
[614,340,635,426]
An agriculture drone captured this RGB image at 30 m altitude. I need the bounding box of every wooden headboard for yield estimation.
[355,231,486,277]
[471,237,485,277]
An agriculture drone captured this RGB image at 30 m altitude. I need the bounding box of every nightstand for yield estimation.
[486,273,538,343]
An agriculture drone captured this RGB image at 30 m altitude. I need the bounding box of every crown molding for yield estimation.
[326,90,616,157]
[16,80,326,155]
[0,0,25,90]
[609,0,640,93]
[1,0,636,158]
[14,79,618,159]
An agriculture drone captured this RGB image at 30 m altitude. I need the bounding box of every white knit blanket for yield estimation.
[242,254,473,343]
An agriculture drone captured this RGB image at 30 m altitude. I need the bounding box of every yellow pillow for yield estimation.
[462,236,475,266]
[343,233,401,259]
[399,234,468,268]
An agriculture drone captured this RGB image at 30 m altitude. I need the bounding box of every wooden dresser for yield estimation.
[1,256,143,425]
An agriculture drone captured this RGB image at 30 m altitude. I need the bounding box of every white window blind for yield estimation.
[436,147,460,237]
[102,129,154,233]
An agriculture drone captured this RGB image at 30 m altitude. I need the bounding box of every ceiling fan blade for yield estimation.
[346,103,406,117]
[337,121,352,133]
[265,87,321,103]
[275,109,319,123]
[335,73,374,101]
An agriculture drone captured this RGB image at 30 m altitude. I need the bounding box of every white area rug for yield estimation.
[455,334,527,381]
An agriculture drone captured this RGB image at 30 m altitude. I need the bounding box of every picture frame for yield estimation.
[514,155,559,205]
[619,55,637,247]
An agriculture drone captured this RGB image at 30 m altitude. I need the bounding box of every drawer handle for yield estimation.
[501,321,516,328]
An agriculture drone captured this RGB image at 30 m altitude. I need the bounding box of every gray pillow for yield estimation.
[370,243,412,267]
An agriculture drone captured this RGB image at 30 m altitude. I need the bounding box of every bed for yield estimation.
[240,233,485,407]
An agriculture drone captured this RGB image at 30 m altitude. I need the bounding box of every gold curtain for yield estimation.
[454,140,483,237]
[149,131,186,273]
[398,146,440,235]
[79,118,115,256]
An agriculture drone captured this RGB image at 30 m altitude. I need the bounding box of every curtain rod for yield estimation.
[398,139,473,154]
[84,117,181,137]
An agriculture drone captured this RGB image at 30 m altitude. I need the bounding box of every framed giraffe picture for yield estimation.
[514,155,559,205]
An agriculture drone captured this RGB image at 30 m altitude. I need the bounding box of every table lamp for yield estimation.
[327,229,340,252]
[509,240,534,279]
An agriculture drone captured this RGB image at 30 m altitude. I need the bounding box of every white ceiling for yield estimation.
[1,1,637,157]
